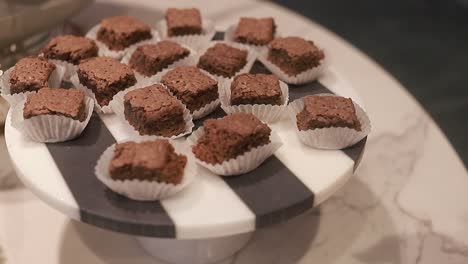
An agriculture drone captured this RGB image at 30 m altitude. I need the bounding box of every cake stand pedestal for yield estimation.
[137,232,253,264]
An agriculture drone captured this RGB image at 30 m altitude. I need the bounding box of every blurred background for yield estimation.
[0,0,467,166]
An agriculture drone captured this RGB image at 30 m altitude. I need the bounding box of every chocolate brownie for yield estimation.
[42,35,98,65]
[197,43,248,78]
[160,66,218,112]
[124,84,186,137]
[9,57,56,94]
[97,16,152,51]
[23,88,87,122]
[192,113,271,164]
[109,140,187,184]
[129,41,190,77]
[230,73,282,106]
[296,95,361,131]
[268,37,325,76]
[78,57,136,106]
[166,8,202,37]
[234,17,276,45]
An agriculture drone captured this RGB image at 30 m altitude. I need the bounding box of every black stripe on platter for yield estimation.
[46,113,176,238]
[212,31,225,41]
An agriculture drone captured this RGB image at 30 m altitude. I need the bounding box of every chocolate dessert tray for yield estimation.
[5,32,366,264]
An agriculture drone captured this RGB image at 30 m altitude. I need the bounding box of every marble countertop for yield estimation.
[0,0,467,263]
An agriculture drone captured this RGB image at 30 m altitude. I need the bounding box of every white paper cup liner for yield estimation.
[219,78,289,123]
[11,96,94,143]
[187,127,282,176]
[121,43,198,82]
[287,94,371,149]
[224,24,279,54]
[109,84,195,140]
[198,41,257,83]
[0,97,8,125]
[70,74,144,114]
[1,62,65,107]
[156,19,216,51]
[48,59,78,82]
[86,24,160,60]
[191,99,220,120]
[257,48,326,85]
[95,140,197,201]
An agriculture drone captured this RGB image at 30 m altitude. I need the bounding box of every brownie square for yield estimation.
[124,84,186,137]
[129,41,190,77]
[9,57,56,94]
[43,35,98,65]
[97,16,152,51]
[268,37,325,76]
[23,88,87,121]
[192,113,271,164]
[160,66,218,112]
[197,43,248,78]
[296,95,361,131]
[230,73,282,106]
[78,57,136,107]
[166,8,202,37]
[234,17,276,45]
[109,140,187,184]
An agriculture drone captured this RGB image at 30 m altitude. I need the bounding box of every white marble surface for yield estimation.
[0,0,467,263]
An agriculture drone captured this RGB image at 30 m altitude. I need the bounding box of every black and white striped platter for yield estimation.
[4,33,366,240]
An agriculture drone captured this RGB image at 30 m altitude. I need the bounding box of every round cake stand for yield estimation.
[5,68,366,264]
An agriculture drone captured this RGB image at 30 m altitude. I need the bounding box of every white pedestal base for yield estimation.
[136,232,253,264]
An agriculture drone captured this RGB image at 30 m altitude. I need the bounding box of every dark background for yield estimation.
[273,0,468,166]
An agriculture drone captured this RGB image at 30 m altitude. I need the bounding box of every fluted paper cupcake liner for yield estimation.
[219,78,289,123]
[156,19,216,51]
[257,48,326,85]
[47,59,78,82]
[187,127,282,176]
[11,96,94,143]
[70,74,147,114]
[287,95,371,149]
[198,41,257,83]
[224,24,280,53]
[86,24,160,60]
[191,99,220,120]
[109,84,194,140]
[121,43,198,82]
[95,140,197,201]
[0,63,65,107]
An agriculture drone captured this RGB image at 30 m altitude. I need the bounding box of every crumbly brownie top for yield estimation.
[78,57,135,91]
[197,43,248,77]
[23,88,86,121]
[234,17,275,45]
[124,84,181,113]
[161,66,217,94]
[203,43,247,62]
[100,16,151,35]
[269,37,324,59]
[204,112,271,137]
[111,140,180,171]
[166,8,202,29]
[134,41,190,61]
[42,35,98,64]
[10,57,56,91]
[298,95,361,131]
[231,73,281,102]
